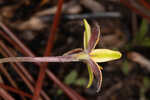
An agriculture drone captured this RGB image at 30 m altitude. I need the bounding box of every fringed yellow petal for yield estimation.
[86,64,94,88]
[83,19,91,50]
[90,49,122,63]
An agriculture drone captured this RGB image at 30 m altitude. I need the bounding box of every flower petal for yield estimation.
[83,19,91,50]
[63,48,83,56]
[88,22,100,52]
[86,64,94,88]
[87,59,103,92]
[90,49,122,63]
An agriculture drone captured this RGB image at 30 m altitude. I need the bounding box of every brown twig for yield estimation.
[0,63,17,88]
[0,12,86,100]
[0,41,50,100]
[131,13,138,36]
[0,89,15,100]
[0,76,15,100]
[0,83,32,98]
[0,8,86,100]
[127,52,150,71]
[99,82,123,100]
[0,42,35,92]
[99,76,139,100]
[80,0,105,12]
[32,0,64,99]
[0,49,27,100]
[0,26,86,100]
[139,0,150,10]
[0,31,50,99]
[120,0,150,21]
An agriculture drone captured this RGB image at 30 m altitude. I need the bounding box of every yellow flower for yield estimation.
[65,19,122,92]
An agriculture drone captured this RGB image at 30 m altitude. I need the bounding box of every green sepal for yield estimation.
[83,19,91,50]
[86,64,94,88]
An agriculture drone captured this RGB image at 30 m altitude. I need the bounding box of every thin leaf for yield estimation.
[90,49,122,63]
[86,64,94,88]
[88,59,103,92]
[136,19,149,43]
[141,38,150,47]
[88,22,100,52]
[143,77,150,89]
[83,19,91,50]
[122,60,130,75]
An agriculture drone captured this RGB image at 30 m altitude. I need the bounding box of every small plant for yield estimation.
[134,19,150,47]
[0,19,122,92]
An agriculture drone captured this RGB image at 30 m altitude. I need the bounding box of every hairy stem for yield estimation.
[0,56,78,64]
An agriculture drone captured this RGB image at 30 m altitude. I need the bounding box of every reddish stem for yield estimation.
[0,26,34,57]
[0,41,50,100]
[0,12,86,100]
[0,89,15,100]
[0,42,35,92]
[0,64,17,88]
[120,0,150,21]
[0,46,29,100]
[32,0,64,100]
[139,0,150,10]
[0,83,32,98]
[0,24,86,100]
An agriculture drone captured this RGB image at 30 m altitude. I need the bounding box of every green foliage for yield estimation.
[75,78,87,86]
[122,60,130,75]
[64,70,87,86]
[143,77,150,89]
[136,19,149,42]
[134,19,150,47]
[57,89,63,95]
[140,77,150,100]
[64,70,78,85]
[140,37,150,47]
[57,70,87,95]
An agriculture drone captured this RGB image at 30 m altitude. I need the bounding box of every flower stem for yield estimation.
[0,56,78,64]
